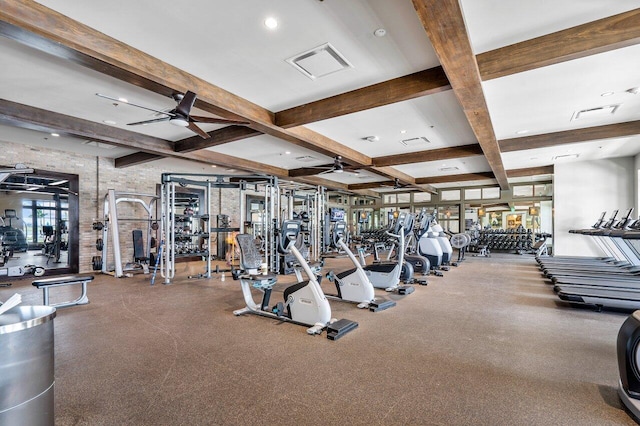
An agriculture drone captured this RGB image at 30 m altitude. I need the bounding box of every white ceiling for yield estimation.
[0,0,638,194]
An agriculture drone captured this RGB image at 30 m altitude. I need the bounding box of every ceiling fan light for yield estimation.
[170,118,189,127]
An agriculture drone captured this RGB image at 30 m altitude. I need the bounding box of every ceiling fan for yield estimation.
[393,178,410,189]
[309,156,360,176]
[96,91,249,139]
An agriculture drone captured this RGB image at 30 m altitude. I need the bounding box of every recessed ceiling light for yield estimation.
[285,151,291,155]
[50,133,60,137]
[600,91,615,97]
[103,120,117,125]
[515,130,528,135]
[400,130,407,134]
[374,28,387,37]
[117,97,128,103]
[210,165,217,168]
[264,17,278,29]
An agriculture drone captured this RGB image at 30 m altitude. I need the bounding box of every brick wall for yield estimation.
[0,140,242,272]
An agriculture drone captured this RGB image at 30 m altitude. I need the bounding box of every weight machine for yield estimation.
[100,189,159,277]
[160,173,279,285]
[279,185,326,270]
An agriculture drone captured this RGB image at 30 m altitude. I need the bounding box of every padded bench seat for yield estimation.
[32,275,94,308]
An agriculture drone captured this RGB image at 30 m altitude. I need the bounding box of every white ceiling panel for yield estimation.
[0,37,226,141]
[305,91,477,157]
[394,155,491,178]
[0,124,135,158]
[209,134,335,169]
[460,0,639,53]
[501,136,640,170]
[484,44,640,140]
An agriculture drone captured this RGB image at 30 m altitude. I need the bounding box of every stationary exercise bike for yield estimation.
[233,220,358,339]
[324,221,396,312]
[360,212,415,295]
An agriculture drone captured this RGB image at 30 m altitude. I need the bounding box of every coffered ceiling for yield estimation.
[0,0,638,196]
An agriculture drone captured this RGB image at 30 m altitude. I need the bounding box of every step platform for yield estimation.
[326,318,359,340]
[368,299,397,312]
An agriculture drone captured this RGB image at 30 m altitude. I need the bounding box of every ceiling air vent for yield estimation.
[400,137,430,147]
[84,141,116,149]
[295,155,318,163]
[439,166,459,172]
[571,104,620,121]
[286,43,353,80]
[552,154,579,161]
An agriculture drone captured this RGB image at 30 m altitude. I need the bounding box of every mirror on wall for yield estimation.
[0,165,79,276]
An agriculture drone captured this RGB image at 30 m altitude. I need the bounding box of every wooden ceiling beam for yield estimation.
[415,172,495,185]
[372,144,484,167]
[116,126,263,168]
[115,152,164,168]
[275,66,450,128]
[411,0,509,190]
[478,9,640,81]
[506,165,554,178]
[499,120,640,152]
[348,181,394,191]
[174,126,262,153]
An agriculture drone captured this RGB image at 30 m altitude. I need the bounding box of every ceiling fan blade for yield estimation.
[187,121,210,139]
[96,93,175,117]
[127,116,171,126]
[190,115,250,125]
[176,91,197,116]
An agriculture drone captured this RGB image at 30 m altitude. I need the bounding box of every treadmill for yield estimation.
[555,227,640,311]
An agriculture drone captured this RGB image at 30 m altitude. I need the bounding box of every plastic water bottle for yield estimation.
[221,272,225,282]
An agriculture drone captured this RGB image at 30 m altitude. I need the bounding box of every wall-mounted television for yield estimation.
[329,208,345,222]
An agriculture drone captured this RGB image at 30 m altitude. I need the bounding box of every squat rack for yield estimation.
[160,173,279,285]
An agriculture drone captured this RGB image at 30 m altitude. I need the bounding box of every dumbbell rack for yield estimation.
[477,229,534,253]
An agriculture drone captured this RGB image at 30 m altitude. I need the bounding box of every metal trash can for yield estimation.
[0,305,57,426]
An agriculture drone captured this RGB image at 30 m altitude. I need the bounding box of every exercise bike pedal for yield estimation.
[272,302,286,317]
[326,318,358,340]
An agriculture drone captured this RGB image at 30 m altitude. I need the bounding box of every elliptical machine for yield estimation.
[360,212,415,295]
[617,311,640,421]
[324,221,396,312]
[415,209,447,277]
[233,220,358,340]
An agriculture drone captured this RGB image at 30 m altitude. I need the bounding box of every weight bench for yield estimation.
[32,275,94,308]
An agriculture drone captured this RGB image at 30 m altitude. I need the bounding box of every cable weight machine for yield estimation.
[160,173,279,285]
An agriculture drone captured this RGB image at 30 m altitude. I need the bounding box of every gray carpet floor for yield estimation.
[1,253,637,425]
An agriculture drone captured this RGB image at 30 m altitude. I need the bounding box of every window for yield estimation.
[534,184,552,196]
[384,194,396,204]
[482,187,500,199]
[397,193,410,203]
[513,185,533,197]
[464,188,482,200]
[413,192,431,203]
[440,189,460,201]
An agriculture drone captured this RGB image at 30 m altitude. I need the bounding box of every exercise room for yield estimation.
[1,1,640,425]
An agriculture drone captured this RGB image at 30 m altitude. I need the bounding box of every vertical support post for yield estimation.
[205,181,211,278]
[107,189,123,277]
